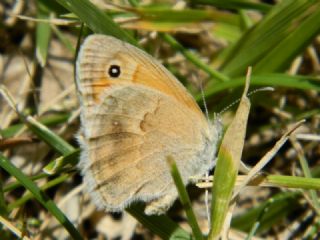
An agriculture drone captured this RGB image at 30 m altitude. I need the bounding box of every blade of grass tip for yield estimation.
[166,156,204,240]
[0,153,82,239]
[238,10,253,30]
[232,120,305,200]
[51,24,75,53]
[209,67,251,240]
[0,85,17,111]
[36,1,52,67]
[126,203,192,240]
[43,149,80,175]
[160,33,229,82]
[56,0,137,45]
[128,0,139,7]
[245,198,274,240]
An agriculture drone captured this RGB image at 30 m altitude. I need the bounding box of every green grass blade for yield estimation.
[239,9,254,30]
[43,149,79,174]
[254,3,320,73]
[0,153,82,239]
[56,0,137,45]
[24,115,74,155]
[0,113,69,138]
[4,173,48,192]
[167,156,203,240]
[191,0,272,12]
[197,73,320,102]
[221,0,320,76]
[132,7,240,25]
[7,174,70,211]
[36,1,52,67]
[291,139,320,211]
[127,204,193,240]
[51,24,75,53]
[266,175,320,190]
[209,72,251,239]
[38,0,68,14]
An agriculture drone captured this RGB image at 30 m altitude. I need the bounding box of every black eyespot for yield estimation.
[108,65,121,78]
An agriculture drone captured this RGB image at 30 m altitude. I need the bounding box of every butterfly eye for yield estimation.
[108,65,121,78]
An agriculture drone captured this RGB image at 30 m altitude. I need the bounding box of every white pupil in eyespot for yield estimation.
[108,65,121,78]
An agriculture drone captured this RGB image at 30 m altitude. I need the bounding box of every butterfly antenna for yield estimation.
[219,87,274,115]
[200,80,210,122]
[248,87,274,97]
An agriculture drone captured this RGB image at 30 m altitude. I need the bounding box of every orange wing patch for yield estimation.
[90,79,111,103]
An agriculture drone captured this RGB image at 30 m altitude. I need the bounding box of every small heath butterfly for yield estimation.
[76,34,221,215]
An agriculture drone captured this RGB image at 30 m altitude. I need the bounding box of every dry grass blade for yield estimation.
[8,14,79,26]
[232,120,305,200]
[0,85,19,111]
[0,215,31,240]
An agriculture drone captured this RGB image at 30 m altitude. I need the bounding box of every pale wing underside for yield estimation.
[78,85,215,213]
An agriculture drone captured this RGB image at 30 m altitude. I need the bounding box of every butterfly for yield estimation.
[76,34,221,215]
